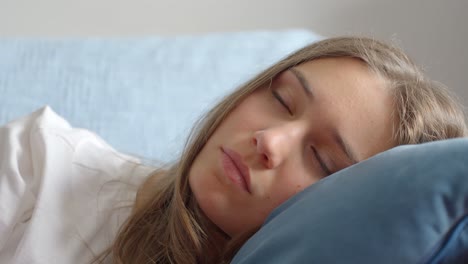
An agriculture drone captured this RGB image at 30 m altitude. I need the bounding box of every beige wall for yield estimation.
[2,0,467,106]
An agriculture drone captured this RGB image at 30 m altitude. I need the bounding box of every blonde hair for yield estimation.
[92,36,467,263]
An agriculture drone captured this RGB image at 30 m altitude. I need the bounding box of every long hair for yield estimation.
[92,36,467,263]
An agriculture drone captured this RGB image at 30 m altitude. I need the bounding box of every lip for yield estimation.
[220,146,252,194]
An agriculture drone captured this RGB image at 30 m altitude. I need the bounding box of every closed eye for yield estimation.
[312,146,332,177]
[272,89,293,115]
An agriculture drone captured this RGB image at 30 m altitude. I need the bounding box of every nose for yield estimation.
[252,125,303,169]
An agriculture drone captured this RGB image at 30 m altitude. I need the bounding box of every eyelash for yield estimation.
[312,147,332,177]
[271,89,332,176]
[272,89,293,115]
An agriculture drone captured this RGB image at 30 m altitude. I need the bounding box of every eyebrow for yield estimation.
[290,67,359,166]
[290,68,314,99]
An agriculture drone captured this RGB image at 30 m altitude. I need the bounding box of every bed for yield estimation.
[1,30,467,263]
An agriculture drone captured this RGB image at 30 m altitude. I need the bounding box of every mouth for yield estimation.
[220,146,252,194]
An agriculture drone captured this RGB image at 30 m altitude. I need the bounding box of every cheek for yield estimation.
[226,91,271,126]
[268,172,315,208]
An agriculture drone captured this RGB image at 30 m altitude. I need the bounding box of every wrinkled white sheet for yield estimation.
[0,106,154,263]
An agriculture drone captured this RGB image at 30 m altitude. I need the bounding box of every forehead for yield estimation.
[295,57,396,160]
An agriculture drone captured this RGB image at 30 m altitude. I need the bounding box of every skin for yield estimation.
[188,57,397,237]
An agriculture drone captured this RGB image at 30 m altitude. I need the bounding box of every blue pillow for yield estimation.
[231,138,468,264]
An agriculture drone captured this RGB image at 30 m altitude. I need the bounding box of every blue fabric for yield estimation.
[425,215,468,264]
[0,30,321,163]
[232,138,468,264]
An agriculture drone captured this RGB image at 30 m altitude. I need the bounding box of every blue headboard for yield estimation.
[0,30,321,163]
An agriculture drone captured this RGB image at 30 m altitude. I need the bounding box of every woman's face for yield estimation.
[188,57,396,237]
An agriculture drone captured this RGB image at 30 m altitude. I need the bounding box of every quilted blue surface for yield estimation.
[0,30,321,163]
[232,138,468,264]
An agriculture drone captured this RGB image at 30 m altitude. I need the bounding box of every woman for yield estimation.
[1,36,466,264]
[99,36,467,263]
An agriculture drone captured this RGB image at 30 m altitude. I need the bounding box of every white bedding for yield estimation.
[0,106,154,263]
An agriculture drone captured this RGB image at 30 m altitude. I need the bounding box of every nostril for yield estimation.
[263,154,270,167]
[252,137,258,145]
